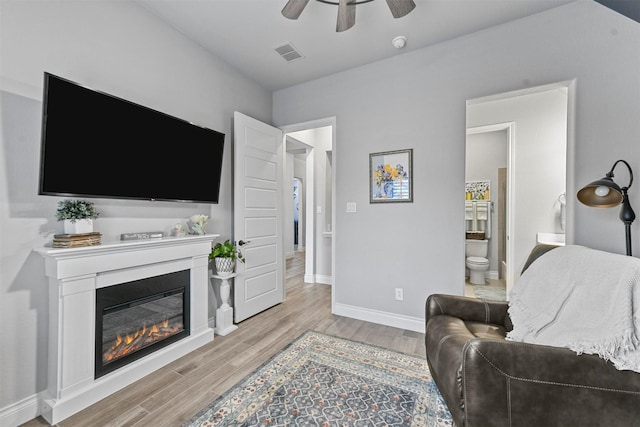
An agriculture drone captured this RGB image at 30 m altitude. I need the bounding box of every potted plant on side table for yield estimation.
[56,199,100,234]
[209,239,245,277]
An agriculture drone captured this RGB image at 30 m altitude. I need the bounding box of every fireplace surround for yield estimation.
[36,234,217,425]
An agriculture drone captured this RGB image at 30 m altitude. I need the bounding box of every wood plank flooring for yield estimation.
[22,251,426,427]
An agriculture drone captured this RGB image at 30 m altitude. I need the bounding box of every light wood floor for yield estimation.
[23,251,426,427]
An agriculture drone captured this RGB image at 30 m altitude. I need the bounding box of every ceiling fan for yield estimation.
[282,0,416,32]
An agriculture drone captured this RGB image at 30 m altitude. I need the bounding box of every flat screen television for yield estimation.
[39,72,225,203]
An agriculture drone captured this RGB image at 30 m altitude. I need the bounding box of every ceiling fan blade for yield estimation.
[282,0,310,19]
[336,0,356,32]
[385,0,416,18]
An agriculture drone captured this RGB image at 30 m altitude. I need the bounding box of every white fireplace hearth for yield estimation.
[35,234,218,425]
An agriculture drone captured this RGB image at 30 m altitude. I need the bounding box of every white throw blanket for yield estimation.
[507,245,640,373]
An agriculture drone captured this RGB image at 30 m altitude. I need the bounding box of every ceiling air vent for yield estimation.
[274,43,304,62]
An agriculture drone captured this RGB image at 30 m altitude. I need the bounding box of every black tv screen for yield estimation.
[39,73,225,203]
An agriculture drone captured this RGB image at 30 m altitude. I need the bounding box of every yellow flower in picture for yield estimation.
[374,163,407,187]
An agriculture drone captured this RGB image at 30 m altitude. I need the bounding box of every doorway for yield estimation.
[465,82,570,297]
[465,126,509,297]
[281,117,336,306]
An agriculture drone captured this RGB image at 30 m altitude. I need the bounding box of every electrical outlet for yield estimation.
[395,288,404,301]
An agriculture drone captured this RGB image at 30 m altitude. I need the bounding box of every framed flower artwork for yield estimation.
[369,149,413,203]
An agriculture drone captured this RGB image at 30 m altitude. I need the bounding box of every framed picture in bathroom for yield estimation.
[369,149,413,203]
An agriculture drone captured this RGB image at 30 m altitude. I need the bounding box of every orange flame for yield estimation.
[102,318,183,364]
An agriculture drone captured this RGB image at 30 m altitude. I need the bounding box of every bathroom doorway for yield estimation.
[465,126,509,299]
[465,82,570,298]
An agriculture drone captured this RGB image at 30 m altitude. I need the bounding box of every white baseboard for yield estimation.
[486,270,499,280]
[303,274,332,285]
[315,275,332,285]
[333,303,424,333]
[0,392,43,427]
[466,269,500,281]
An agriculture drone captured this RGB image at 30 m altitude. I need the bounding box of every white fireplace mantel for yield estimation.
[35,234,218,425]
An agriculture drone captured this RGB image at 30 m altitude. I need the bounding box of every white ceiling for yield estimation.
[135,0,577,92]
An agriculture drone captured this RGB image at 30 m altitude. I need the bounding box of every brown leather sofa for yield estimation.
[425,244,640,426]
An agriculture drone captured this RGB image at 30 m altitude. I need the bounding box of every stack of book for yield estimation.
[52,232,102,248]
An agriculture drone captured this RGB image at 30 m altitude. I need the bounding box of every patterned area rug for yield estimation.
[185,331,452,426]
[472,285,506,302]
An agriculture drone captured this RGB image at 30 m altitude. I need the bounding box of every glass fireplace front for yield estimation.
[95,270,190,378]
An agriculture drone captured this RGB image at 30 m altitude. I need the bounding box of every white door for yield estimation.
[233,112,285,322]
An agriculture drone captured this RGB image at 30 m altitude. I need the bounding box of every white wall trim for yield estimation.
[315,274,332,285]
[333,303,424,333]
[0,392,43,427]
[303,274,333,285]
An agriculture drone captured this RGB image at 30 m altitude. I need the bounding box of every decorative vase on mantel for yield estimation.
[213,257,235,277]
[63,219,94,235]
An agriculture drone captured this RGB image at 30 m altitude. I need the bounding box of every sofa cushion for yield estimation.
[465,320,507,339]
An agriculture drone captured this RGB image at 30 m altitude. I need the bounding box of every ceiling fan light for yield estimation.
[285,0,413,32]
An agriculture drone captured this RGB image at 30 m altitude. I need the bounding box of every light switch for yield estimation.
[346,202,356,213]
[316,205,322,214]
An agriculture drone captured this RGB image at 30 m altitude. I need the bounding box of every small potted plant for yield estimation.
[209,239,245,276]
[56,199,100,234]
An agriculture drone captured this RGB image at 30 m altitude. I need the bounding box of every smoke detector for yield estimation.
[392,36,407,49]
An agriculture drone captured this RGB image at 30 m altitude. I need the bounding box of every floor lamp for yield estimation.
[577,159,635,256]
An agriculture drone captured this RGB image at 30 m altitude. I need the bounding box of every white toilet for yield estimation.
[466,239,490,285]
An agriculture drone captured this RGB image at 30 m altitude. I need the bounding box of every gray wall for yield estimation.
[0,0,271,418]
[273,0,640,329]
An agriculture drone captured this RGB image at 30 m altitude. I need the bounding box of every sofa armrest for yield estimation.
[426,293,509,327]
[462,339,640,426]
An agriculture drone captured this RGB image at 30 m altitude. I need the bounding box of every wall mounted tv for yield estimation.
[39,72,225,203]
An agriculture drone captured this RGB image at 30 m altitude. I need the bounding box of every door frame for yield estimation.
[465,80,574,296]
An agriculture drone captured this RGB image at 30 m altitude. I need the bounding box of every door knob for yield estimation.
[238,240,251,246]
